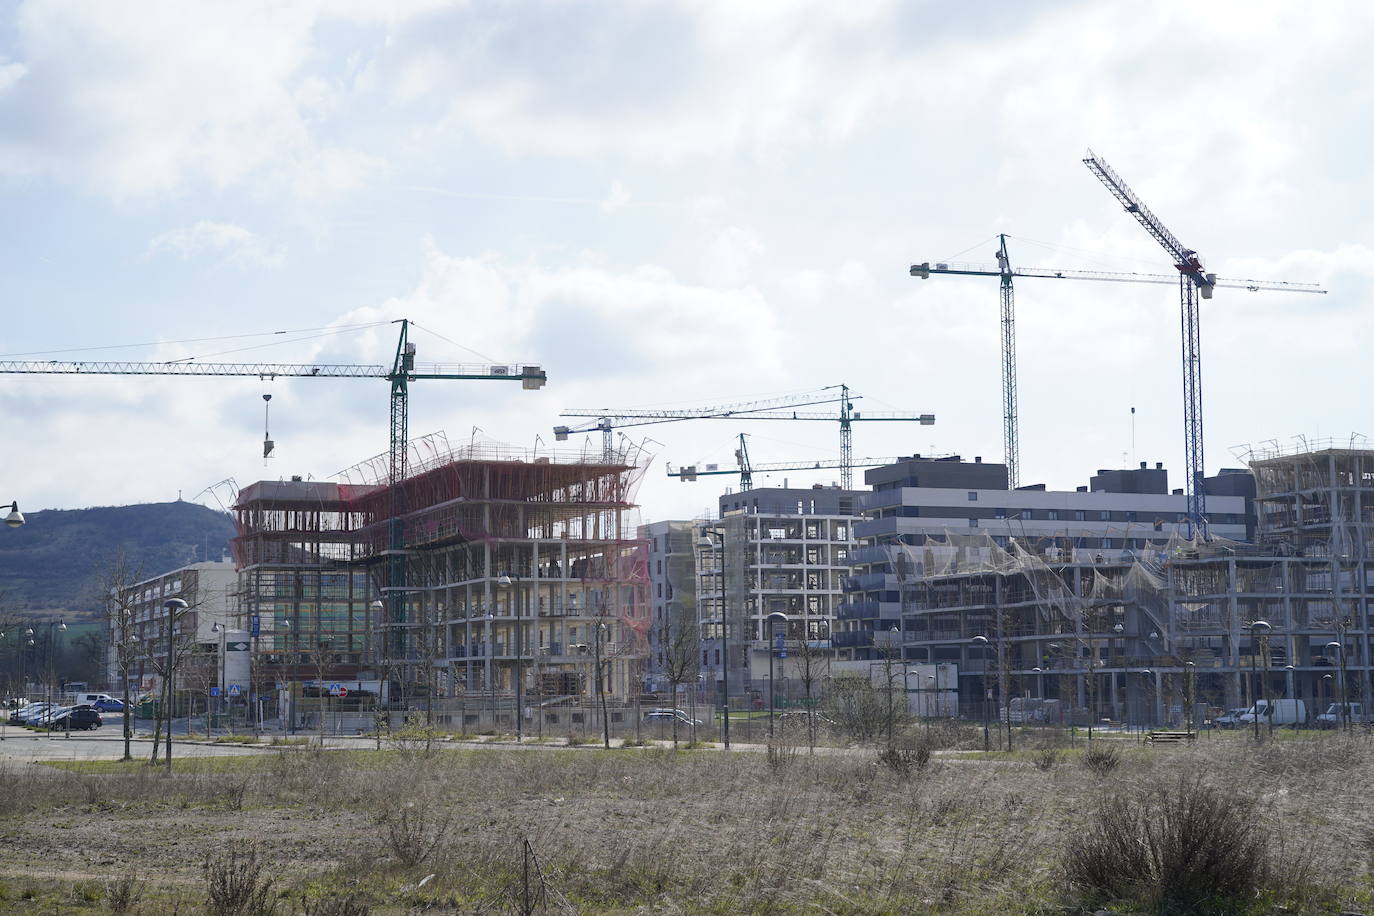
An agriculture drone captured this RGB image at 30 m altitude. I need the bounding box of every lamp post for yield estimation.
[1138,669,1153,731]
[971,635,990,752]
[43,619,67,736]
[1248,620,1271,740]
[925,673,937,717]
[497,573,525,742]
[697,529,730,749]
[163,597,188,771]
[211,621,228,733]
[1183,661,1196,737]
[766,612,788,741]
[1111,622,1124,723]
[1322,673,1334,724]
[2,501,24,529]
[1326,641,1349,732]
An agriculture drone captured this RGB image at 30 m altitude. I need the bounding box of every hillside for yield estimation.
[0,501,237,617]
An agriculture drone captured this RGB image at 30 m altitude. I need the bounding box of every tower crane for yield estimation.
[0,317,546,658]
[667,433,932,488]
[1081,149,1326,536]
[553,388,845,460]
[911,235,1324,490]
[558,384,935,489]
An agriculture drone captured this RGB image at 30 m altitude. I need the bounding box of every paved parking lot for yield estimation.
[0,727,273,765]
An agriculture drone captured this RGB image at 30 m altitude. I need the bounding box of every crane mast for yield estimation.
[996,235,1019,489]
[1083,150,1214,538]
[1082,148,1325,537]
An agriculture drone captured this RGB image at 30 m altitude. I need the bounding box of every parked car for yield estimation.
[1315,703,1373,728]
[27,705,72,727]
[48,706,102,731]
[9,703,46,724]
[643,708,702,727]
[92,697,127,713]
[1212,707,1249,729]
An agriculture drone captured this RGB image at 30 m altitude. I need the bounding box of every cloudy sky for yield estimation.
[1,0,1370,525]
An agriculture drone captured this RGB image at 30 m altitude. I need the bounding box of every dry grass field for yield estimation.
[0,728,1372,914]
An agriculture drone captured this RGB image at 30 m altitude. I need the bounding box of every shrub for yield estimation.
[105,873,144,915]
[878,740,932,778]
[1081,743,1120,775]
[302,890,371,916]
[203,845,277,916]
[1065,775,1273,911]
[1032,748,1059,771]
[378,800,451,867]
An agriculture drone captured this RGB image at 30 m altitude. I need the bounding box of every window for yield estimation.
[1100,511,1110,521]
[968,518,978,527]
[1126,511,1137,523]
[1047,510,1060,521]
[967,491,978,501]
[1074,510,1086,521]
[995,509,1006,519]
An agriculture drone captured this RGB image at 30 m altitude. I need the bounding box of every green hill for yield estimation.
[0,501,236,617]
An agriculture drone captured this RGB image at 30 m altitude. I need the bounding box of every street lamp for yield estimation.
[1326,641,1349,732]
[2,501,23,528]
[1138,669,1153,731]
[1183,661,1196,737]
[497,573,525,742]
[1248,620,1271,740]
[698,529,730,749]
[43,619,67,736]
[1322,673,1334,723]
[162,597,188,771]
[211,621,228,732]
[1111,623,1124,722]
[971,635,990,752]
[766,612,788,740]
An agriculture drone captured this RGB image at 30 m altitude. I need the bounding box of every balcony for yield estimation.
[837,600,880,621]
[832,630,875,649]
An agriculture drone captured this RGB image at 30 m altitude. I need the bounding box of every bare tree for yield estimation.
[659,617,699,748]
[790,624,832,754]
[95,553,143,762]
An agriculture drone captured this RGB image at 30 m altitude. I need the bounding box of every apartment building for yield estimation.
[879,444,1371,723]
[696,486,859,704]
[840,455,1249,660]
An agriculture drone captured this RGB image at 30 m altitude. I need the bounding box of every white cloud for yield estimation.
[600,181,631,213]
[147,222,285,270]
[0,58,25,93]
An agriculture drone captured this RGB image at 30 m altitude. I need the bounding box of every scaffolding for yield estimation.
[233,438,654,714]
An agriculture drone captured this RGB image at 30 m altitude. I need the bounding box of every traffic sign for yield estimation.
[210,686,221,697]
[227,684,242,697]
[250,614,261,637]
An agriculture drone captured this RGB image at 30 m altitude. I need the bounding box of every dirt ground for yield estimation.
[0,730,1371,914]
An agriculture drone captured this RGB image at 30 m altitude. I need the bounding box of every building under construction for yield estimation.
[852,444,1372,726]
[233,439,651,716]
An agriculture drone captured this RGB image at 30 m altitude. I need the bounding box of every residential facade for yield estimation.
[876,445,1371,723]
[696,486,859,705]
[841,455,1249,661]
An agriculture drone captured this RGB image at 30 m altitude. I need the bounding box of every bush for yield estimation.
[878,740,932,778]
[1065,775,1273,911]
[104,872,144,915]
[1081,743,1120,775]
[203,845,277,916]
[377,800,451,867]
[1032,748,1059,771]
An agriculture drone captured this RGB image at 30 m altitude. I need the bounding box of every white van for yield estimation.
[1316,703,1371,727]
[66,692,116,707]
[1239,698,1306,727]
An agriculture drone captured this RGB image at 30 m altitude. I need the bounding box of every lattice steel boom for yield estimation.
[1082,148,1325,537]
